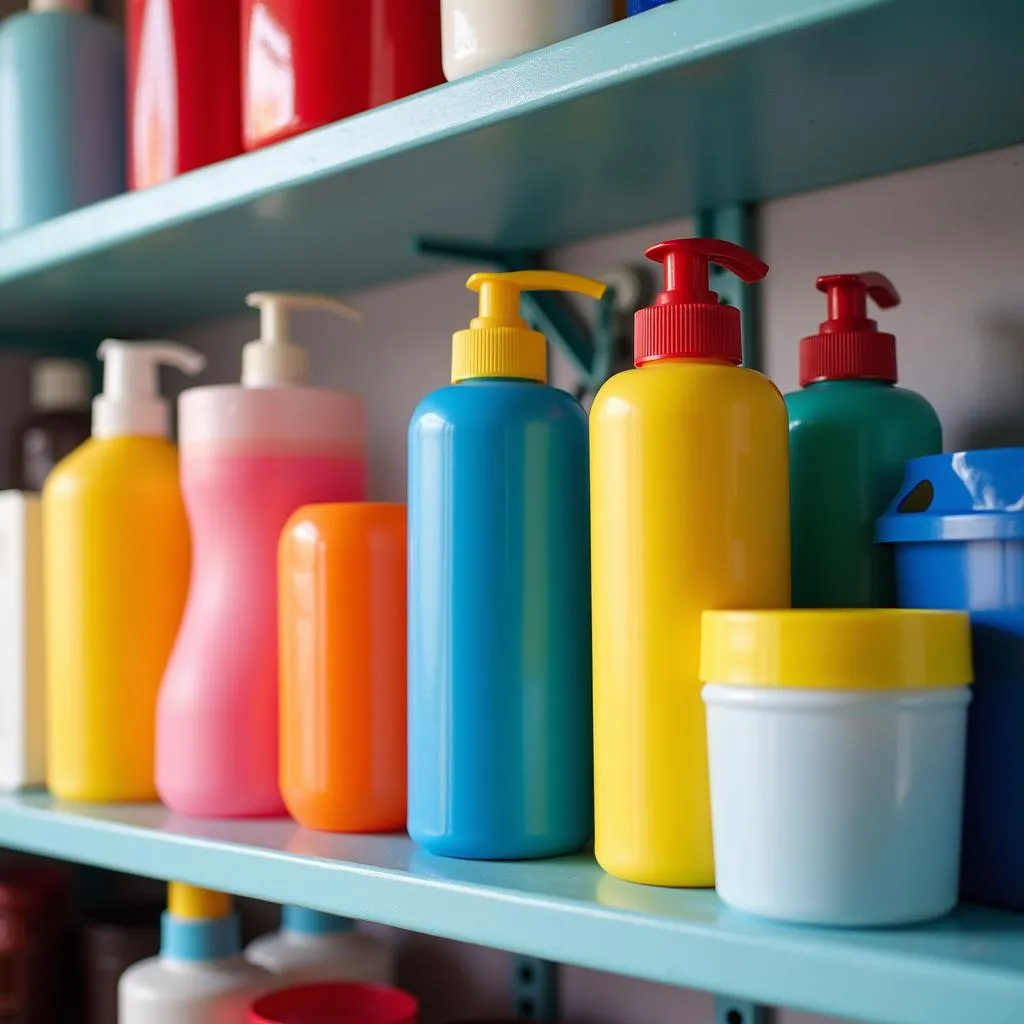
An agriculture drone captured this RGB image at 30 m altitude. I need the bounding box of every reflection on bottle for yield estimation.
[132,0,177,189]
[245,2,295,146]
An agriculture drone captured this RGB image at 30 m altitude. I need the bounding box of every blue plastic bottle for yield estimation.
[628,0,675,14]
[0,0,124,233]
[879,449,1024,911]
[408,270,605,861]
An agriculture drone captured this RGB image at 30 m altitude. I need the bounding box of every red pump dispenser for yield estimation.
[635,239,768,366]
[799,273,900,386]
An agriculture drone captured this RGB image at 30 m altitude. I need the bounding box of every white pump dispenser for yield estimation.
[93,341,206,440]
[242,292,360,388]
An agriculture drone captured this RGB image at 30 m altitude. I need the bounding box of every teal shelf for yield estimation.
[0,793,1022,1024]
[0,0,1021,342]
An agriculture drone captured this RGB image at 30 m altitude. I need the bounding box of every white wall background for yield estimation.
[7,143,1023,1023]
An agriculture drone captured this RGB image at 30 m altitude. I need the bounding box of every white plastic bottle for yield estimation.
[441,0,613,81]
[119,884,273,1024]
[246,907,394,985]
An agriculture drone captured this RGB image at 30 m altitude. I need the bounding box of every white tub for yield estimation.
[441,0,613,81]
[700,609,972,927]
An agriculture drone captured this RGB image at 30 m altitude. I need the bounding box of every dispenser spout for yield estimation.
[93,340,206,439]
[243,292,361,387]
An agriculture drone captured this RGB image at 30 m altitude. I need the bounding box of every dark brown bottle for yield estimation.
[12,361,92,493]
[81,903,161,1024]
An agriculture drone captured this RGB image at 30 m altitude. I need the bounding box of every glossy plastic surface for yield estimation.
[243,0,368,150]
[628,0,675,12]
[441,0,612,81]
[119,950,271,1024]
[43,436,190,802]
[879,449,1024,911]
[250,983,417,1024]
[246,926,394,987]
[408,380,593,860]
[787,380,940,607]
[127,0,241,189]
[157,394,366,818]
[279,503,407,833]
[704,684,969,925]
[243,1,442,151]
[0,10,123,232]
[590,359,790,887]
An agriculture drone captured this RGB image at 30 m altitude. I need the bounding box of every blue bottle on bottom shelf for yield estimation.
[408,373,593,861]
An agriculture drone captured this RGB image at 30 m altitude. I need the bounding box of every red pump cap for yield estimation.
[800,273,900,386]
[635,238,768,366]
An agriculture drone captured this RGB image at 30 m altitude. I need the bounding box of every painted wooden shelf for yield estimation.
[0,0,1021,343]
[0,793,1022,1024]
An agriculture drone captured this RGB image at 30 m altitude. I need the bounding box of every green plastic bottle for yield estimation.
[785,273,941,608]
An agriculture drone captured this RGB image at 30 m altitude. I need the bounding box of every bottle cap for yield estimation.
[29,0,89,11]
[31,359,91,411]
[282,907,354,936]
[453,271,606,384]
[635,238,768,366]
[243,292,360,387]
[799,273,900,386]
[93,341,206,439]
[167,883,231,921]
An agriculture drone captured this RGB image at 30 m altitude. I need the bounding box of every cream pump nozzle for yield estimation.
[243,292,361,387]
[93,340,206,440]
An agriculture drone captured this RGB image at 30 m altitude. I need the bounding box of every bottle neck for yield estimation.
[161,912,240,963]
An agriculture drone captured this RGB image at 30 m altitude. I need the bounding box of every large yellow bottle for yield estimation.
[590,239,790,886]
[44,341,205,802]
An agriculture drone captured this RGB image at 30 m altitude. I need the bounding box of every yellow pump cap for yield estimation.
[452,271,607,384]
[168,883,232,921]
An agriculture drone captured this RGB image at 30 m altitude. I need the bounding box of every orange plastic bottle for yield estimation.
[279,503,407,832]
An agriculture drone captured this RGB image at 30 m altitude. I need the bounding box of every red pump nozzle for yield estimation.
[635,238,768,366]
[800,273,900,386]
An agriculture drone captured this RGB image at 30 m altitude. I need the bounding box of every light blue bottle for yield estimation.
[0,0,124,233]
[407,271,605,861]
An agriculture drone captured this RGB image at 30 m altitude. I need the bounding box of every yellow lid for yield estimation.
[452,271,607,384]
[700,609,972,690]
[168,883,232,920]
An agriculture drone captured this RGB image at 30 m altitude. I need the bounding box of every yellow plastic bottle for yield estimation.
[590,238,791,887]
[44,340,205,802]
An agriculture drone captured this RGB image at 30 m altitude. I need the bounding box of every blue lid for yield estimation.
[281,906,354,936]
[877,448,1024,543]
[161,911,240,962]
[628,0,675,13]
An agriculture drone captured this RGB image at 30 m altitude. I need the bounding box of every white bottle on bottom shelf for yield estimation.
[119,884,273,1024]
[245,907,395,985]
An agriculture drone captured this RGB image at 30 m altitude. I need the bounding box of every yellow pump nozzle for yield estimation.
[455,271,607,384]
[167,883,232,921]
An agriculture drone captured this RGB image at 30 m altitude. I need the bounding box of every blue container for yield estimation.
[0,3,124,233]
[407,272,597,861]
[878,448,1024,910]
[628,0,676,14]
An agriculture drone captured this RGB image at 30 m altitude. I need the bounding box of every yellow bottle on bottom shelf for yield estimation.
[43,436,191,803]
[590,358,791,887]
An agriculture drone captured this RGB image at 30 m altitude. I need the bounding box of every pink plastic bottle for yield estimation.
[157,292,366,817]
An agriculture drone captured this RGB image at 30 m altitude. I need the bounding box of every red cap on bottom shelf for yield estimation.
[250,983,418,1024]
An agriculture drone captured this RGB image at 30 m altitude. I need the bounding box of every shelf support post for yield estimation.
[696,203,761,370]
[716,995,773,1024]
[513,956,558,1021]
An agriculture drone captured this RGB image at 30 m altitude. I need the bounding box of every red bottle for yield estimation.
[242,0,443,152]
[127,0,242,189]
[368,1,444,108]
